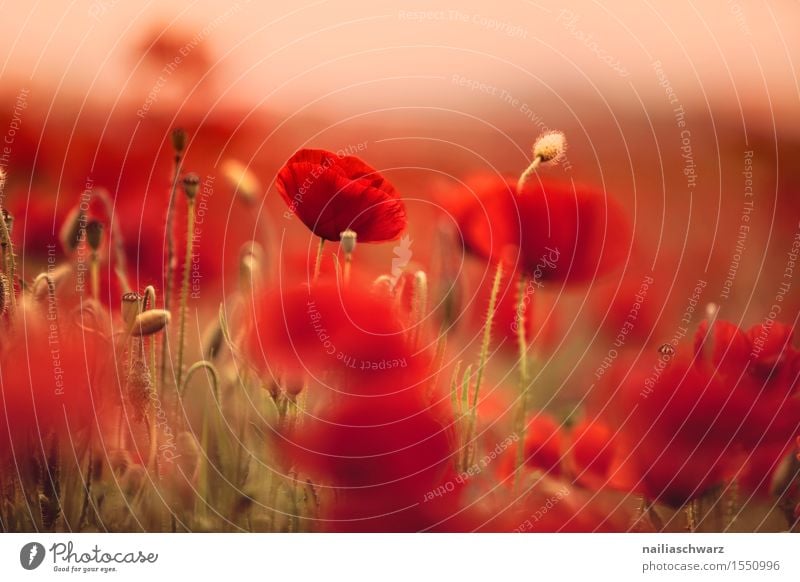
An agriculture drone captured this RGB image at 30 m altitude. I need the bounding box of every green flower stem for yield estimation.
[176,198,196,389]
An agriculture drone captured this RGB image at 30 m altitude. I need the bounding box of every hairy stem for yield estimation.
[512,273,530,490]
[463,261,503,469]
[176,198,196,389]
[160,152,184,388]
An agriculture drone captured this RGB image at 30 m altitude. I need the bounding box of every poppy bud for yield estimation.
[239,252,260,295]
[85,220,103,251]
[202,322,224,360]
[171,127,187,154]
[340,229,357,256]
[182,173,201,201]
[222,159,261,205]
[131,309,171,336]
[31,266,71,300]
[59,205,87,253]
[532,131,567,164]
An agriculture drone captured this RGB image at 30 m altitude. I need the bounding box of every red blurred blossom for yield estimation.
[567,418,617,488]
[607,319,800,506]
[277,149,407,242]
[1,92,268,301]
[245,274,428,393]
[286,389,454,531]
[451,175,630,284]
[498,413,563,478]
[0,305,112,459]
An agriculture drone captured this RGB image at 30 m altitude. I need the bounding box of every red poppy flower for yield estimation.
[0,306,111,459]
[286,390,454,531]
[607,318,800,506]
[498,413,563,478]
[454,175,630,284]
[568,418,617,487]
[246,274,428,394]
[276,149,407,242]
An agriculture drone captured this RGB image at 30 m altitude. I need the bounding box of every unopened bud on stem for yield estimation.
[340,229,357,257]
[85,220,103,252]
[518,130,567,191]
[131,309,171,336]
[171,128,187,155]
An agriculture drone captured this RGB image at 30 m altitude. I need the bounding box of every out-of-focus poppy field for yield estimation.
[0,1,799,533]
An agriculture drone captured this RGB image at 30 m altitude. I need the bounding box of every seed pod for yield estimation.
[182,173,201,201]
[658,344,675,356]
[121,292,143,329]
[131,309,171,337]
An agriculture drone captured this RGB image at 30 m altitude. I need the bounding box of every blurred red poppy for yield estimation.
[498,413,563,478]
[246,274,428,393]
[453,175,630,285]
[277,149,406,242]
[286,389,454,531]
[0,306,111,459]
[608,318,800,506]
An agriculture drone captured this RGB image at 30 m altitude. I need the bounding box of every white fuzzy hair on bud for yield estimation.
[518,130,567,191]
[532,131,567,164]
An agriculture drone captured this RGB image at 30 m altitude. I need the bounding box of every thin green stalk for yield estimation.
[513,273,530,490]
[176,198,196,389]
[90,250,99,302]
[181,360,220,401]
[463,261,504,469]
[160,150,184,388]
[313,237,325,282]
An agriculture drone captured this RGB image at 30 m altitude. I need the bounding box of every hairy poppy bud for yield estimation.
[532,131,567,164]
[59,205,86,253]
[85,220,103,251]
[222,159,261,205]
[340,229,357,256]
[171,127,187,154]
[131,309,171,336]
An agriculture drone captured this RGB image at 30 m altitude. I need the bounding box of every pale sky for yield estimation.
[0,0,797,133]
